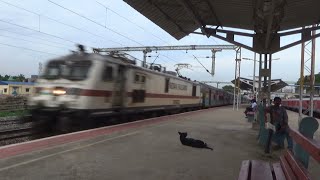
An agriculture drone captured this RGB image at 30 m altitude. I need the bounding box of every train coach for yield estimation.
[282,98,320,117]
[28,47,233,132]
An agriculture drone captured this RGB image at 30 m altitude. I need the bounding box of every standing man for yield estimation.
[267,97,293,150]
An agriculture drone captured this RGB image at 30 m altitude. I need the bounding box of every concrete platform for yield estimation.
[0,106,319,180]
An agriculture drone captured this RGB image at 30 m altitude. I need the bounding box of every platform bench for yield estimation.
[247,111,255,122]
[238,117,320,180]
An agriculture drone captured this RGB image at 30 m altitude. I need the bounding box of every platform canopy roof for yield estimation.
[125,0,319,39]
[231,77,288,92]
[124,0,320,53]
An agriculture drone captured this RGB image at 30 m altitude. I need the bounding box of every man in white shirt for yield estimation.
[251,99,257,111]
[244,99,257,117]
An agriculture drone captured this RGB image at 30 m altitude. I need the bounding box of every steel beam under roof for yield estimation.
[93,45,237,52]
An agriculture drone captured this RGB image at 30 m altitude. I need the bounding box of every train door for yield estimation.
[201,88,206,107]
[112,65,126,107]
[209,89,212,106]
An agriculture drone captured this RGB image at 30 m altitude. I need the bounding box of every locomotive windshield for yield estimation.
[42,60,92,81]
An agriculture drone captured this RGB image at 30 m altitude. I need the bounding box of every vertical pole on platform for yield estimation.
[299,29,305,122]
[236,48,241,111]
[258,54,262,103]
[310,27,316,117]
[263,54,268,106]
[237,55,241,110]
[233,47,241,111]
[268,54,272,105]
[233,57,237,110]
[253,53,257,99]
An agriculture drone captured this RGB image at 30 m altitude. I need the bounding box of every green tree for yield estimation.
[0,74,26,81]
[17,74,25,82]
[9,76,18,82]
[0,75,10,81]
[222,85,239,93]
[295,73,320,94]
[4,75,10,81]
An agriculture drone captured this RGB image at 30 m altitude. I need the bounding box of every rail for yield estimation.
[0,126,33,141]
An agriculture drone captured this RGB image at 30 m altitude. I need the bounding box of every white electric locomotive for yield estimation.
[28,47,205,131]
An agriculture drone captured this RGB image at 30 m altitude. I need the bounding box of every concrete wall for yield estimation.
[0,85,34,95]
[0,85,9,95]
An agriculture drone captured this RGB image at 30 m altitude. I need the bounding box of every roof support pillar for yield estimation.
[298,25,317,122]
[258,53,272,106]
[233,47,241,111]
[253,53,257,99]
[299,35,305,122]
[258,53,262,102]
[309,28,316,117]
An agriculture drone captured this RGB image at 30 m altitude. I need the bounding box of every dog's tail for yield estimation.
[205,144,213,151]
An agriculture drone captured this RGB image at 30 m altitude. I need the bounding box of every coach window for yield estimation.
[134,73,146,83]
[4,88,7,93]
[135,74,139,82]
[132,89,145,103]
[165,78,169,93]
[26,88,30,92]
[192,85,196,97]
[103,66,113,81]
[141,76,146,83]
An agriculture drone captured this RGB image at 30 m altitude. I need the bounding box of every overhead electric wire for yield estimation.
[2,0,204,69]
[151,54,160,64]
[0,0,120,47]
[48,0,187,65]
[0,0,195,73]
[0,34,70,50]
[193,55,211,75]
[95,1,201,63]
[0,0,38,15]
[0,29,72,48]
[161,54,180,63]
[96,1,168,45]
[51,1,214,71]
[48,0,144,46]
[0,19,77,44]
[43,15,123,46]
[0,42,59,56]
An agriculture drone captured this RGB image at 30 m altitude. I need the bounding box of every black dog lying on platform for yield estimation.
[178,132,213,150]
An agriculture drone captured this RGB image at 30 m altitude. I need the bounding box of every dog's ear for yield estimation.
[178,132,182,135]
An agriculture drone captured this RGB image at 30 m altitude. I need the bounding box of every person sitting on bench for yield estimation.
[244,99,257,117]
[267,97,293,150]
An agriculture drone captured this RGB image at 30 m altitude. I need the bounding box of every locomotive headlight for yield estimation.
[53,89,66,95]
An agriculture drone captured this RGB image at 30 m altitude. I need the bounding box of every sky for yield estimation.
[0,0,319,87]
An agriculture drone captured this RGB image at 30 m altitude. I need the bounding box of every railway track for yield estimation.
[0,115,37,144]
[0,126,34,141]
[0,115,32,125]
